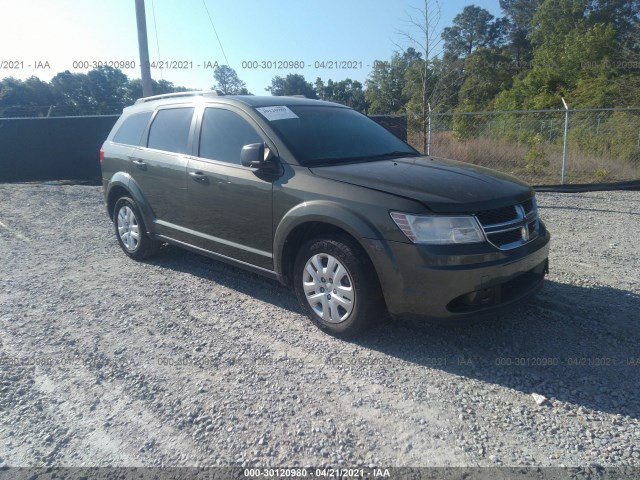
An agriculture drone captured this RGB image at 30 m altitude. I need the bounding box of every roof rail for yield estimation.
[135,90,221,104]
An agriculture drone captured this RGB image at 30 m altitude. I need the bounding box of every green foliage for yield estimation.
[266,74,317,98]
[494,22,617,109]
[524,133,550,173]
[537,23,615,84]
[213,65,249,95]
[442,6,502,59]
[569,111,640,164]
[0,76,61,116]
[0,67,190,116]
[599,111,640,163]
[499,0,543,64]
[452,100,483,140]
[51,71,93,107]
[594,167,609,179]
[458,49,514,108]
[86,66,129,113]
[452,0,636,113]
[427,57,466,112]
[126,78,188,103]
[365,49,421,114]
[529,0,589,47]
[587,0,640,57]
[315,78,367,112]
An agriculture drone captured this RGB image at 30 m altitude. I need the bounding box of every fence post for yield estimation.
[427,103,432,156]
[561,98,569,184]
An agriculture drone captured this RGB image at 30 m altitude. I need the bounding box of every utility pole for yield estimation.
[135,0,153,98]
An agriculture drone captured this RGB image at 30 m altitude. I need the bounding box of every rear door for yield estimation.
[103,110,153,191]
[129,106,195,237]
[184,106,276,269]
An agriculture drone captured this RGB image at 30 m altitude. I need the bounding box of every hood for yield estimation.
[309,156,534,213]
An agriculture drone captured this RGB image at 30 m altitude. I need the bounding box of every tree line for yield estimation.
[364,0,639,115]
[0,68,190,117]
[1,0,638,118]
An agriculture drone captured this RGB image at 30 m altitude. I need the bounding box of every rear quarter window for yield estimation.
[112,111,152,146]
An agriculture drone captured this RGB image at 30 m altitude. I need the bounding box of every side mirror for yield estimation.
[241,143,278,173]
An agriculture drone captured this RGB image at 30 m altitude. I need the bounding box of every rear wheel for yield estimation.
[293,235,383,336]
[113,197,160,260]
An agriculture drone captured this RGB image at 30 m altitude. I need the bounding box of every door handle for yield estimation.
[132,159,146,169]
[189,171,208,183]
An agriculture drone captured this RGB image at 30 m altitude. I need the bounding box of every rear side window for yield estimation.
[147,107,194,154]
[199,108,263,164]
[112,111,152,146]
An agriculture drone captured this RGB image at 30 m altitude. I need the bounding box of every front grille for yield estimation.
[474,198,539,250]
[489,228,523,246]
[474,206,517,226]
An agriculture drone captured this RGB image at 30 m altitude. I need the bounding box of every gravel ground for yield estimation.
[0,183,638,469]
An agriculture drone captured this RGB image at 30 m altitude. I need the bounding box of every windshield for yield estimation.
[255,105,419,166]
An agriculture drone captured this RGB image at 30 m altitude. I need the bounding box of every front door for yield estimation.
[184,106,276,270]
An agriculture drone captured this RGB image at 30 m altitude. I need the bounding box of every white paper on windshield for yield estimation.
[256,106,299,121]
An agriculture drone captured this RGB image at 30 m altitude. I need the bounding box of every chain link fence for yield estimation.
[3,103,639,186]
[408,107,640,185]
[0,104,125,118]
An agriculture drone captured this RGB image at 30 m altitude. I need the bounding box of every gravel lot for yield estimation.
[0,183,639,470]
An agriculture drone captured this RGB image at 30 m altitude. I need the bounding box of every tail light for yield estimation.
[99,148,105,165]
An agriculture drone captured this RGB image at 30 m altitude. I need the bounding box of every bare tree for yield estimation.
[395,0,443,154]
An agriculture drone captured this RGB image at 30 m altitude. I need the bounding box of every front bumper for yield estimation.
[363,225,550,322]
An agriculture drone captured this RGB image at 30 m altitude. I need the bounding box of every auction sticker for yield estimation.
[256,106,299,121]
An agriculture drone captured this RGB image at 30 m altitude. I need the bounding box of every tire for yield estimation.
[113,196,160,260]
[293,235,384,336]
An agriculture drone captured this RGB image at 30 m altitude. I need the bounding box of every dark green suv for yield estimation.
[101,91,550,336]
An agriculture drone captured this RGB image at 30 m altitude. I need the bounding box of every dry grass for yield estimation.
[409,130,640,185]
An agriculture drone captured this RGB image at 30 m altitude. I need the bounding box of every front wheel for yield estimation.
[293,235,384,336]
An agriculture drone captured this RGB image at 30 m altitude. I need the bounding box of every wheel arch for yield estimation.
[274,201,384,287]
[105,173,155,232]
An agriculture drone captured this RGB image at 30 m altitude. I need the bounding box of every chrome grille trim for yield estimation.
[474,198,539,250]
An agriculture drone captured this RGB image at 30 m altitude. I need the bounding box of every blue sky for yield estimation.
[1,0,502,94]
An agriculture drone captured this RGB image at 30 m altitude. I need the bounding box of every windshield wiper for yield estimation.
[309,151,420,166]
[371,151,421,159]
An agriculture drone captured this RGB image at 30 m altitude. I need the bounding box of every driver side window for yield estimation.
[199,108,263,164]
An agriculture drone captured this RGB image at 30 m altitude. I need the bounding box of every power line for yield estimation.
[201,0,230,66]
[151,0,163,80]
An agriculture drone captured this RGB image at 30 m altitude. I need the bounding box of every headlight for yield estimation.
[390,212,485,244]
